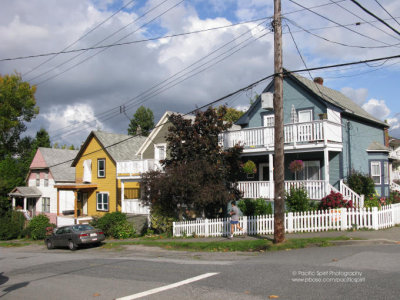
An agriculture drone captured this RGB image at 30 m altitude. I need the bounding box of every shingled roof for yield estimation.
[9,186,42,197]
[288,71,388,127]
[72,131,147,166]
[36,148,78,182]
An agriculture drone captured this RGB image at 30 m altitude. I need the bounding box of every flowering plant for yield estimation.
[289,160,304,173]
[319,191,354,210]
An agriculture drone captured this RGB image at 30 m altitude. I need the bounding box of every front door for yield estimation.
[27,198,37,217]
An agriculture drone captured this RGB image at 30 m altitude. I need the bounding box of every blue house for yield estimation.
[219,71,390,205]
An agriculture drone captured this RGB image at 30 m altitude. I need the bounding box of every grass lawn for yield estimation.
[101,236,357,252]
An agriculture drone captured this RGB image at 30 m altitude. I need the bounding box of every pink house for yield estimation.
[9,148,78,224]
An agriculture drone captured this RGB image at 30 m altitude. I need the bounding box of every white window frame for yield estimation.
[371,161,381,185]
[35,172,40,187]
[263,115,275,127]
[384,161,388,184]
[154,143,167,161]
[42,197,50,213]
[96,192,109,211]
[298,109,313,123]
[98,159,106,178]
[44,172,49,187]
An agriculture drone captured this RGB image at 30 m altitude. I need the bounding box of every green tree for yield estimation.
[141,106,243,219]
[0,73,39,159]
[128,106,154,137]
[217,106,244,123]
[33,128,51,149]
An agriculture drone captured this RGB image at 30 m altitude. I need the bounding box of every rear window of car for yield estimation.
[72,225,95,232]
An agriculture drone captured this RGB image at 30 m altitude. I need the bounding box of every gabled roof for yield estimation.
[33,148,78,182]
[236,69,388,128]
[9,186,41,197]
[137,111,195,156]
[288,71,387,127]
[390,137,400,148]
[72,131,147,166]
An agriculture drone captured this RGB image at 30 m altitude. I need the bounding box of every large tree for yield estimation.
[217,106,245,123]
[0,73,39,159]
[127,106,154,137]
[141,106,243,219]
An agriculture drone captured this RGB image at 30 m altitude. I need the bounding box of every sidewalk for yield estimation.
[157,225,400,244]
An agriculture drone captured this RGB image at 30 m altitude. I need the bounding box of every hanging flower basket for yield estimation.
[242,160,257,175]
[289,160,304,173]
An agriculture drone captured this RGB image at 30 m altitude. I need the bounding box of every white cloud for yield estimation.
[340,87,368,106]
[362,99,390,120]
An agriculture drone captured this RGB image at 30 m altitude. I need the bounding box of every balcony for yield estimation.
[116,159,162,179]
[219,120,342,151]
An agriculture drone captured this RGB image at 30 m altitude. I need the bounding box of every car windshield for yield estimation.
[72,225,95,232]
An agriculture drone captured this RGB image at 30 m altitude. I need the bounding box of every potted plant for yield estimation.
[289,160,304,179]
[242,160,257,178]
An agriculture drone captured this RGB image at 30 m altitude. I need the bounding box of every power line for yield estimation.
[374,0,400,27]
[288,0,399,47]
[48,20,269,139]
[328,0,400,42]
[349,0,400,36]
[285,18,400,49]
[0,17,268,63]
[27,0,177,83]
[47,53,400,168]
[22,0,135,77]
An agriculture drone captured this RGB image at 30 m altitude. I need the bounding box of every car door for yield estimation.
[53,227,65,247]
[61,227,73,246]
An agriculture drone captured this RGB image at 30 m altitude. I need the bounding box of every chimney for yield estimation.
[384,127,389,147]
[314,77,324,85]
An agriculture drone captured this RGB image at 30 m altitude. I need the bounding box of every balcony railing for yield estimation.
[219,120,342,149]
[116,159,161,177]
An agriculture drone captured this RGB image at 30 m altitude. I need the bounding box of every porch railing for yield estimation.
[219,120,342,149]
[391,181,400,192]
[238,180,326,200]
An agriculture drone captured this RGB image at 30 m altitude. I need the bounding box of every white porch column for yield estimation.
[12,197,16,209]
[23,197,27,211]
[121,180,125,213]
[324,148,330,195]
[269,153,274,199]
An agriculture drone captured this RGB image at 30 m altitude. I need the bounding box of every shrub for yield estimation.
[91,212,135,239]
[319,191,354,210]
[364,192,388,208]
[149,210,175,235]
[285,187,313,212]
[389,190,400,204]
[237,198,272,215]
[27,214,53,240]
[242,160,257,175]
[0,211,26,240]
[346,171,375,198]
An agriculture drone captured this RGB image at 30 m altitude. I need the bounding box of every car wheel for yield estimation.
[68,240,77,251]
[46,240,54,250]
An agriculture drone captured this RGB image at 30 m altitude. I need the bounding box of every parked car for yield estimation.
[45,224,105,250]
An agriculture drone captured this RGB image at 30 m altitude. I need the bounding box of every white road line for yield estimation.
[116,272,219,300]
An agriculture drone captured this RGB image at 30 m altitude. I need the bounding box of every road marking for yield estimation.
[116,272,219,300]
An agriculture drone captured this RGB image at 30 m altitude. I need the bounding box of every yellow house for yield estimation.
[55,131,146,224]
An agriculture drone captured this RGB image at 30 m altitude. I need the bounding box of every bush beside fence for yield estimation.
[173,203,400,237]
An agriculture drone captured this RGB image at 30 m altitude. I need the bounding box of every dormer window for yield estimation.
[298,109,313,123]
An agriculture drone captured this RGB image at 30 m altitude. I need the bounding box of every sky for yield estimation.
[0,0,399,147]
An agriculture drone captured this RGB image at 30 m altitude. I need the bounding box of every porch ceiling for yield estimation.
[54,183,97,190]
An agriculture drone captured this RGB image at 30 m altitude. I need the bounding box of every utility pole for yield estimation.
[273,0,285,244]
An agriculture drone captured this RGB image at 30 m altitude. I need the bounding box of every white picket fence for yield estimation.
[173,203,400,237]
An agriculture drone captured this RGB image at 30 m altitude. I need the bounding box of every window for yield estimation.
[155,144,166,161]
[44,172,49,187]
[371,161,381,185]
[263,115,275,127]
[35,172,40,187]
[83,159,92,183]
[298,109,313,123]
[96,192,109,211]
[297,161,320,180]
[42,197,50,213]
[98,159,106,178]
[384,161,388,184]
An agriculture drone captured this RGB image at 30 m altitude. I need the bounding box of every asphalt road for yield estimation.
[1,242,399,299]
